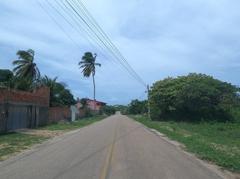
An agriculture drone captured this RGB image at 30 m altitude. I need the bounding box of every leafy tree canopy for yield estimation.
[0,69,14,88]
[150,73,240,122]
[0,69,13,82]
[128,99,148,115]
[101,105,116,115]
[40,76,76,107]
[113,105,128,114]
[12,49,40,82]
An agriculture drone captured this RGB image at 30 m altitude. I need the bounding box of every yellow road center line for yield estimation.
[100,123,117,179]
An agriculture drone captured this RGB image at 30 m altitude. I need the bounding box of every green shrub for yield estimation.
[150,73,240,122]
[231,107,240,122]
[0,69,13,88]
[127,99,147,115]
[113,105,128,114]
[85,108,94,117]
[101,105,116,115]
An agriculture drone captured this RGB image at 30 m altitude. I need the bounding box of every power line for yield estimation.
[38,0,151,117]
[73,0,147,87]
[36,0,81,49]
[65,0,147,87]
[46,0,133,80]
[46,0,97,51]
[59,0,117,60]
[75,0,147,87]
[38,0,134,93]
[65,0,141,83]
[38,0,147,87]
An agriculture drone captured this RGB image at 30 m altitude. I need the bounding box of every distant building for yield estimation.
[86,99,106,111]
[76,98,106,112]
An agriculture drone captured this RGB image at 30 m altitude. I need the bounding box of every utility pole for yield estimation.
[147,85,151,120]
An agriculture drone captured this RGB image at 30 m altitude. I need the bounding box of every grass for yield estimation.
[131,115,240,172]
[0,115,106,161]
[0,133,48,161]
[40,115,106,131]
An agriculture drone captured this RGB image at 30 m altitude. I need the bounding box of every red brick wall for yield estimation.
[0,87,50,106]
[86,100,105,111]
[48,107,71,123]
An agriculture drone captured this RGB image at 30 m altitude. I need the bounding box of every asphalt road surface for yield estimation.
[0,114,223,179]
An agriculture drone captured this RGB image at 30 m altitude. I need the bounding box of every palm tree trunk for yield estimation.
[92,74,96,110]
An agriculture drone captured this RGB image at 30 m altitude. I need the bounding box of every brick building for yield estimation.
[79,98,106,111]
[0,87,50,132]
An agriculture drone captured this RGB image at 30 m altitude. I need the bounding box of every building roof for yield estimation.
[82,98,106,105]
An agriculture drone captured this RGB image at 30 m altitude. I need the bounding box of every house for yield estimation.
[86,99,106,111]
[77,98,106,112]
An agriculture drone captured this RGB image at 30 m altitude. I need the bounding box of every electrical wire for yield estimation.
[38,0,147,88]
[73,0,147,87]
[65,0,147,87]
[37,0,81,49]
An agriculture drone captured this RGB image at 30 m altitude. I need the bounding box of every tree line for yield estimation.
[127,73,240,122]
[0,49,102,108]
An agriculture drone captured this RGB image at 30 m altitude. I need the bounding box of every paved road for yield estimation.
[0,114,223,179]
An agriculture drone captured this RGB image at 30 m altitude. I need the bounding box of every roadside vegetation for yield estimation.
[127,73,240,172]
[0,133,48,161]
[0,49,76,107]
[0,115,107,161]
[41,115,106,131]
[0,49,111,161]
[149,73,240,122]
[131,115,240,172]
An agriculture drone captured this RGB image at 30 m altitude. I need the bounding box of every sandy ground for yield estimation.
[16,129,65,137]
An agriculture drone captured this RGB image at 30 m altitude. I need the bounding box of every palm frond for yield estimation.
[95,63,101,67]
[13,49,39,82]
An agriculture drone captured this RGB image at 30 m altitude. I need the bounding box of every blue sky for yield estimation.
[0,0,240,105]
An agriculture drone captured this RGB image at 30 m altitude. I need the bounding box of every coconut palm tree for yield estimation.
[79,52,101,102]
[12,49,40,83]
[40,75,75,106]
[40,75,58,90]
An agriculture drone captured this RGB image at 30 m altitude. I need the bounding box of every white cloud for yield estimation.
[0,0,240,104]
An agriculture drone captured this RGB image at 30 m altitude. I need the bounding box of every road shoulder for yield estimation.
[128,116,239,179]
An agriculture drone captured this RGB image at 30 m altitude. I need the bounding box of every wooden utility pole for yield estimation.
[147,85,151,120]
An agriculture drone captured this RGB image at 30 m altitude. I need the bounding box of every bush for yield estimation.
[150,73,240,122]
[85,108,94,117]
[231,107,240,122]
[101,105,116,115]
[113,105,128,114]
[0,69,13,88]
[128,99,147,115]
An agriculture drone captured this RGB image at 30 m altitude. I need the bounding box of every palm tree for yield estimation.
[40,75,58,106]
[12,49,40,83]
[40,75,75,106]
[79,52,101,102]
[40,75,58,90]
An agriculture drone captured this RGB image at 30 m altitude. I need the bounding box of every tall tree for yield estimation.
[79,52,101,102]
[12,49,40,83]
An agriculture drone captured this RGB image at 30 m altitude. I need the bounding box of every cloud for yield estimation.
[0,0,240,104]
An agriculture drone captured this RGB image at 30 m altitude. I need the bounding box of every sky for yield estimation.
[0,0,240,105]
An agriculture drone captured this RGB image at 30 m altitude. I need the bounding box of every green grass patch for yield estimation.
[130,115,240,172]
[0,133,48,161]
[0,115,106,161]
[40,115,106,131]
